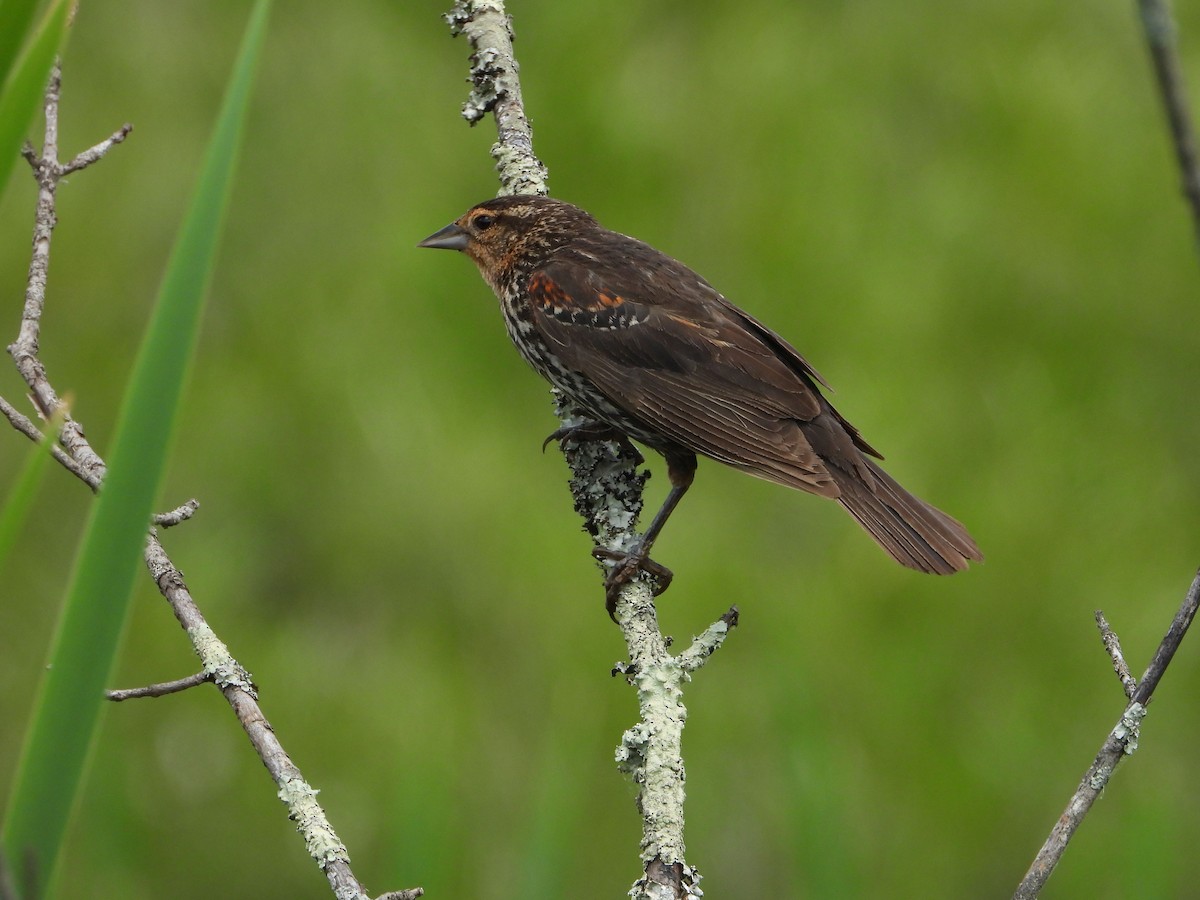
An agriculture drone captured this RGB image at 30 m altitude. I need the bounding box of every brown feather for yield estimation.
[424,195,983,576]
[525,235,981,573]
[832,458,982,573]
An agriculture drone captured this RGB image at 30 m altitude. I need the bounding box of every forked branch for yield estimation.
[1013,570,1200,898]
[440,3,738,896]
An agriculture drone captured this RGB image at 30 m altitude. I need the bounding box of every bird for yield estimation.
[419,195,981,609]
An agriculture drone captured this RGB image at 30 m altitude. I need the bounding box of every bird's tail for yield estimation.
[832,457,983,574]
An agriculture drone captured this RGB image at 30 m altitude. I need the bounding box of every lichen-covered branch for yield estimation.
[439,6,739,896]
[614,598,738,900]
[2,64,420,900]
[1013,569,1200,899]
[144,534,413,900]
[557,392,740,898]
[444,0,548,195]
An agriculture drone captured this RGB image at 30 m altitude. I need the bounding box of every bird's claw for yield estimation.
[593,545,674,619]
[542,421,644,464]
[542,420,613,452]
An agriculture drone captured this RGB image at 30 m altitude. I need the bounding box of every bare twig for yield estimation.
[1131,570,1200,702]
[439,5,737,895]
[1136,0,1200,256]
[106,671,212,702]
[6,62,111,484]
[0,393,98,488]
[3,64,420,900]
[60,123,133,175]
[1094,610,1137,699]
[153,499,200,528]
[1014,568,1200,898]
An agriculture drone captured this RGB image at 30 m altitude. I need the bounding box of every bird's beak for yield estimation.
[418,222,469,251]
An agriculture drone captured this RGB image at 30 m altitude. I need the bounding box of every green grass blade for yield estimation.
[0,3,272,896]
[0,0,68,201]
[0,423,60,586]
[0,0,42,90]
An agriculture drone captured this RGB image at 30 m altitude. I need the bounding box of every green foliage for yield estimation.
[0,0,44,89]
[0,3,270,896]
[0,417,58,583]
[0,0,68,202]
[0,2,1198,899]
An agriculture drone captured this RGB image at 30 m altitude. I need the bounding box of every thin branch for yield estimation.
[60,123,132,175]
[0,401,201,524]
[0,393,99,488]
[1136,0,1200,257]
[106,671,212,702]
[145,534,425,900]
[1014,568,1200,899]
[1094,610,1137,699]
[7,61,107,483]
[4,64,420,900]
[153,499,200,528]
[678,606,740,673]
[1129,570,1200,705]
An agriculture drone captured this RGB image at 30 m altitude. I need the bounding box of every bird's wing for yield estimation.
[525,255,869,496]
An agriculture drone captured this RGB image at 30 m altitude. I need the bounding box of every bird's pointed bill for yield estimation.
[418,223,469,251]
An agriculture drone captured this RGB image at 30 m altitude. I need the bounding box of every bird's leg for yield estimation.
[543,419,644,464]
[594,451,697,617]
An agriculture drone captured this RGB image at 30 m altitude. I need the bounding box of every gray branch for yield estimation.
[1136,0,1200,257]
[144,533,410,900]
[1094,610,1137,700]
[106,671,213,702]
[0,394,98,488]
[153,498,201,528]
[1012,7,1200,894]
[2,63,420,900]
[1013,569,1200,898]
[6,62,112,485]
[439,7,738,894]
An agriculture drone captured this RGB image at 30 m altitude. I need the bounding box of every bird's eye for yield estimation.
[474,214,495,231]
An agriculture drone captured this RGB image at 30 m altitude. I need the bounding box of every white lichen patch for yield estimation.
[278,773,349,868]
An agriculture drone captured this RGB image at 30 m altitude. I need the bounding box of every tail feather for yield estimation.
[831,458,982,574]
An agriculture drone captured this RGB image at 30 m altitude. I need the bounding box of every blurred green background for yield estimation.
[2,1,1199,897]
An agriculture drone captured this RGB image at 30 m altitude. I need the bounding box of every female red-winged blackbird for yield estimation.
[420,196,981,602]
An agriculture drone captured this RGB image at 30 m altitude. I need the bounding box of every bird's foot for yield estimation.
[593,544,674,619]
[543,421,644,464]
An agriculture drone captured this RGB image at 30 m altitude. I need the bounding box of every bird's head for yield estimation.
[419,195,596,288]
